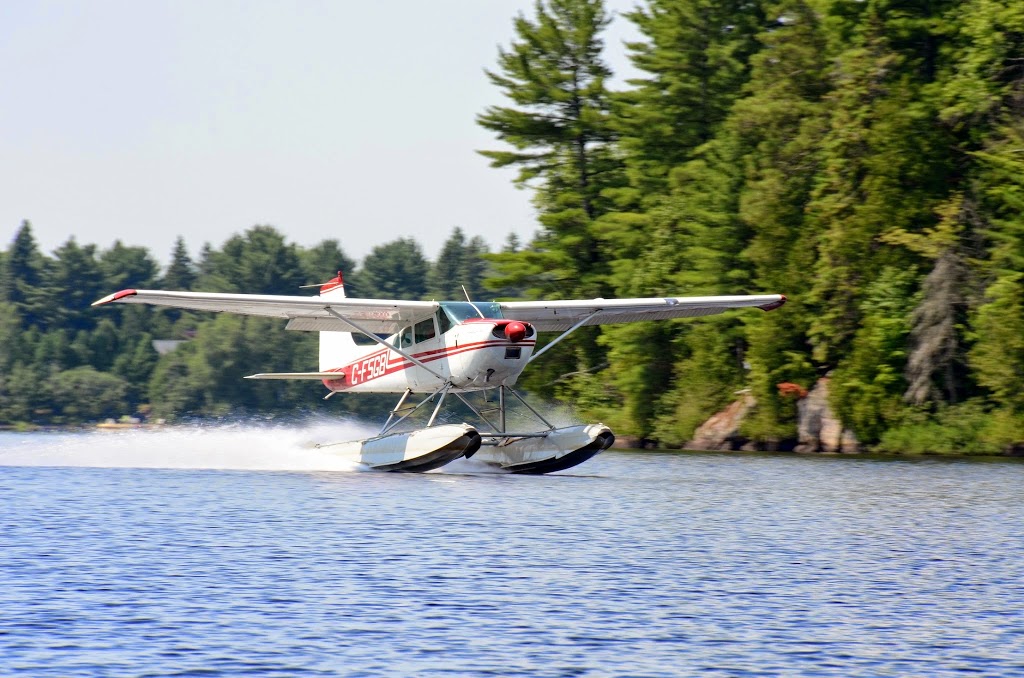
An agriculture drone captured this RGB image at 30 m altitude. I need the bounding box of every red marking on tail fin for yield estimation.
[320,271,345,294]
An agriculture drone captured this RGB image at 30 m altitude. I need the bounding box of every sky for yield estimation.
[1,0,641,266]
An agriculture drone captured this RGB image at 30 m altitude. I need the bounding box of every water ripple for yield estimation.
[1,431,1023,676]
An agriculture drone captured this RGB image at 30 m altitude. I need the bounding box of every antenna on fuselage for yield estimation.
[462,285,485,319]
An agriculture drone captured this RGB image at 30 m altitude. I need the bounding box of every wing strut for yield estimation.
[526,310,601,365]
[323,307,446,381]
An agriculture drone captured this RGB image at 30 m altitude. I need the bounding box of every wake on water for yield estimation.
[0,396,594,474]
[0,418,512,474]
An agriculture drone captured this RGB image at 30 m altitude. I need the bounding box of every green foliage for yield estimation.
[875,401,1005,455]
[426,228,490,300]
[161,237,197,290]
[652,319,748,447]
[359,238,428,299]
[2,0,1024,456]
[828,267,918,443]
[197,225,306,295]
[478,0,622,300]
[969,123,1024,415]
[46,367,130,423]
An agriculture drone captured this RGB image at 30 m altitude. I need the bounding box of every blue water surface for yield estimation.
[1,428,1023,677]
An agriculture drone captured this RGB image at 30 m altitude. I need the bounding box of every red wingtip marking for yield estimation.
[92,289,137,306]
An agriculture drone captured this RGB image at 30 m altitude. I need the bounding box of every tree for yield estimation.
[426,227,491,300]
[592,0,769,441]
[47,367,130,423]
[612,0,766,199]
[478,0,622,299]
[162,236,197,290]
[3,220,52,328]
[299,239,358,296]
[713,0,831,444]
[969,122,1024,415]
[360,238,429,300]
[197,226,305,294]
[49,238,106,332]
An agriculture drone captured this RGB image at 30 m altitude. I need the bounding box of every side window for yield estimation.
[437,309,454,335]
[414,317,436,344]
[354,333,388,346]
[394,326,413,348]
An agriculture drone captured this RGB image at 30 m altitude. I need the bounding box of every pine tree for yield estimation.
[197,226,305,295]
[299,239,357,295]
[592,0,769,441]
[51,237,105,332]
[3,221,52,328]
[612,0,766,199]
[162,236,197,290]
[426,228,491,300]
[969,122,1024,415]
[360,238,429,300]
[478,0,622,299]
[727,0,831,443]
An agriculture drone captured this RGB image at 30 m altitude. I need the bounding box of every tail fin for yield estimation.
[318,272,360,371]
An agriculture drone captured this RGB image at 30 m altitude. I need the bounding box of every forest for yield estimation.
[2,0,1023,454]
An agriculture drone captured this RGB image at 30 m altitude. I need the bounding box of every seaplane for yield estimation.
[93,273,785,473]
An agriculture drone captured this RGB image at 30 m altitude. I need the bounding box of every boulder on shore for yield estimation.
[796,376,859,453]
[684,393,755,451]
[683,377,860,453]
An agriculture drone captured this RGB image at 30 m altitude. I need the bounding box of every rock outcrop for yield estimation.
[683,377,860,453]
[796,376,859,453]
[685,393,755,450]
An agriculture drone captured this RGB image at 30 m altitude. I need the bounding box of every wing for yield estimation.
[499,295,786,331]
[91,289,438,334]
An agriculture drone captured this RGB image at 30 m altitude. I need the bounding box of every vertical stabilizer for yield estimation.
[318,272,359,371]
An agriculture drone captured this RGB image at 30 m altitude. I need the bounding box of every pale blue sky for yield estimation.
[1,0,640,265]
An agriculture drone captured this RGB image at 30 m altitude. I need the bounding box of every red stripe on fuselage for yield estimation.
[327,339,536,388]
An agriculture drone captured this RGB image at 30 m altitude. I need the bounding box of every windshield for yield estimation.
[439,301,504,324]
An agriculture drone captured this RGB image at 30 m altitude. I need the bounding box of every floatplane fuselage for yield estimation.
[94,272,786,474]
[315,303,537,395]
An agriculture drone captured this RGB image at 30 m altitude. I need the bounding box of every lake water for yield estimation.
[2,424,1023,676]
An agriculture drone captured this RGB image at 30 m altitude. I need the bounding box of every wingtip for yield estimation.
[757,294,788,312]
[92,289,138,306]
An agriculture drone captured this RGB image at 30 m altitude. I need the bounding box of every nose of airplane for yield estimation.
[505,321,527,343]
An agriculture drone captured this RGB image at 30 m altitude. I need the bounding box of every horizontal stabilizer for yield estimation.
[245,372,345,380]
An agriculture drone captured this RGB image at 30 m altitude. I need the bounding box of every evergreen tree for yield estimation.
[612,0,766,199]
[594,0,768,440]
[99,240,159,292]
[426,228,491,300]
[162,236,197,290]
[729,0,831,443]
[50,238,105,332]
[478,0,622,299]
[197,226,305,294]
[299,239,358,296]
[969,122,1024,417]
[3,221,52,328]
[360,238,429,300]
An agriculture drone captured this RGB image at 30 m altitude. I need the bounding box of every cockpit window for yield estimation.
[414,317,436,343]
[437,308,454,335]
[439,301,504,326]
[393,325,413,348]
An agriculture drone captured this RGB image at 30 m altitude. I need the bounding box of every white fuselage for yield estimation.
[320,319,536,394]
